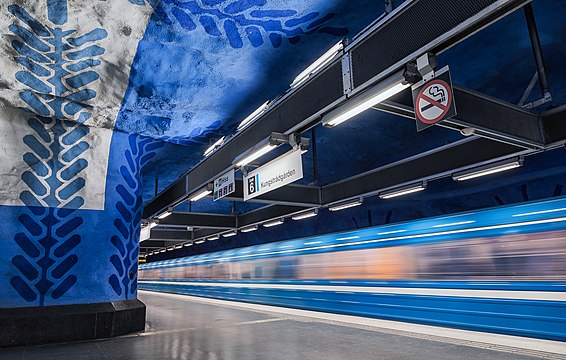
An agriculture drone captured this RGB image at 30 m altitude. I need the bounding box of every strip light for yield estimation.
[222,230,237,237]
[233,133,288,167]
[241,225,258,233]
[184,242,193,247]
[156,208,173,220]
[452,158,522,181]
[263,218,284,228]
[291,41,344,88]
[195,239,205,244]
[322,72,410,127]
[203,136,225,157]
[174,245,183,249]
[237,101,270,131]
[292,209,318,221]
[149,221,159,229]
[235,143,276,167]
[167,247,174,251]
[433,220,476,228]
[160,249,166,253]
[207,235,220,241]
[329,198,363,212]
[379,182,426,199]
[189,185,212,202]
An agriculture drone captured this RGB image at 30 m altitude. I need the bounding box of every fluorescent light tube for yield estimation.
[291,41,344,88]
[189,188,212,202]
[322,73,410,127]
[184,242,193,247]
[174,245,182,249]
[329,198,363,212]
[207,235,220,241]
[160,249,166,253]
[263,218,284,228]
[167,247,174,251]
[292,209,318,221]
[240,225,258,233]
[204,136,225,157]
[237,101,270,130]
[156,208,172,220]
[379,183,426,199]
[149,221,159,229]
[234,143,277,167]
[195,240,205,244]
[222,230,237,237]
[452,159,522,181]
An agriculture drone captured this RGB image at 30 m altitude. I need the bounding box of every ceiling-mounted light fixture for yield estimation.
[452,158,523,181]
[291,40,345,88]
[174,245,182,249]
[189,183,214,202]
[222,230,237,237]
[194,239,205,244]
[263,218,284,228]
[149,220,159,229]
[204,136,226,157]
[240,225,258,233]
[329,197,363,212]
[207,235,220,241]
[379,182,427,199]
[233,132,289,167]
[237,101,270,131]
[184,242,193,247]
[167,247,174,251]
[292,209,318,221]
[156,207,173,220]
[322,71,410,128]
[160,249,166,253]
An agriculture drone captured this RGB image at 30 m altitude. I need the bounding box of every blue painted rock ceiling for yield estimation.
[1,0,565,205]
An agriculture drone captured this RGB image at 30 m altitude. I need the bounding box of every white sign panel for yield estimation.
[244,148,303,201]
[140,226,151,242]
[214,169,235,201]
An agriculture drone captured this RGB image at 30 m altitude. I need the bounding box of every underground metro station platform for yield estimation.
[1,0,566,359]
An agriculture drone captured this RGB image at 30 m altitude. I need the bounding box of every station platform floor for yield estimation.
[1,291,565,360]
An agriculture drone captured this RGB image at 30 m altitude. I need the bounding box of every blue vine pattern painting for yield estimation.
[8,0,103,304]
[10,116,89,306]
[109,135,164,298]
[130,0,348,48]
[8,3,107,123]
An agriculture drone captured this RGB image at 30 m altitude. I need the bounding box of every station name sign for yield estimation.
[244,148,303,201]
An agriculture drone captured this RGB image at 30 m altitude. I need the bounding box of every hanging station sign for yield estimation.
[213,169,235,201]
[412,66,457,131]
[243,148,303,201]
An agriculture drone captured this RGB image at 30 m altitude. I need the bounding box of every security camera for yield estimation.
[460,127,475,136]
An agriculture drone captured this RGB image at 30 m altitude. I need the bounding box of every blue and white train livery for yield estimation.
[139,197,566,341]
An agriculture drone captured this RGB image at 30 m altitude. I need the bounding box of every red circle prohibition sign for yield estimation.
[415,79,453,125]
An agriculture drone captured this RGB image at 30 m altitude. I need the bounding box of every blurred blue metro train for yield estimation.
[139,197,566,341]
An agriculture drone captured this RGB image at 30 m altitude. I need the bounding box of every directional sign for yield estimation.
[244,148,303,201]
[214,169,235,201]
[412,66,456,131]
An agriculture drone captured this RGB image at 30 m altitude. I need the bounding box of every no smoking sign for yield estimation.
[412,66,457,131]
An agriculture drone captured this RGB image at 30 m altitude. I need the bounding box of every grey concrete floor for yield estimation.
[0,291,558,360]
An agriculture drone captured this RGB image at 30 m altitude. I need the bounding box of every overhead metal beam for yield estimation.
[158,212,236,229]
[542,106,566,147]
[148,230,191,241]
[143,0,529,219]
[220,180,321,207]
[374,86,544,148]
[321,137,528,204]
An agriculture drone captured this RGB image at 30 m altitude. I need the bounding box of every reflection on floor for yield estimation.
[0,291,563,360]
